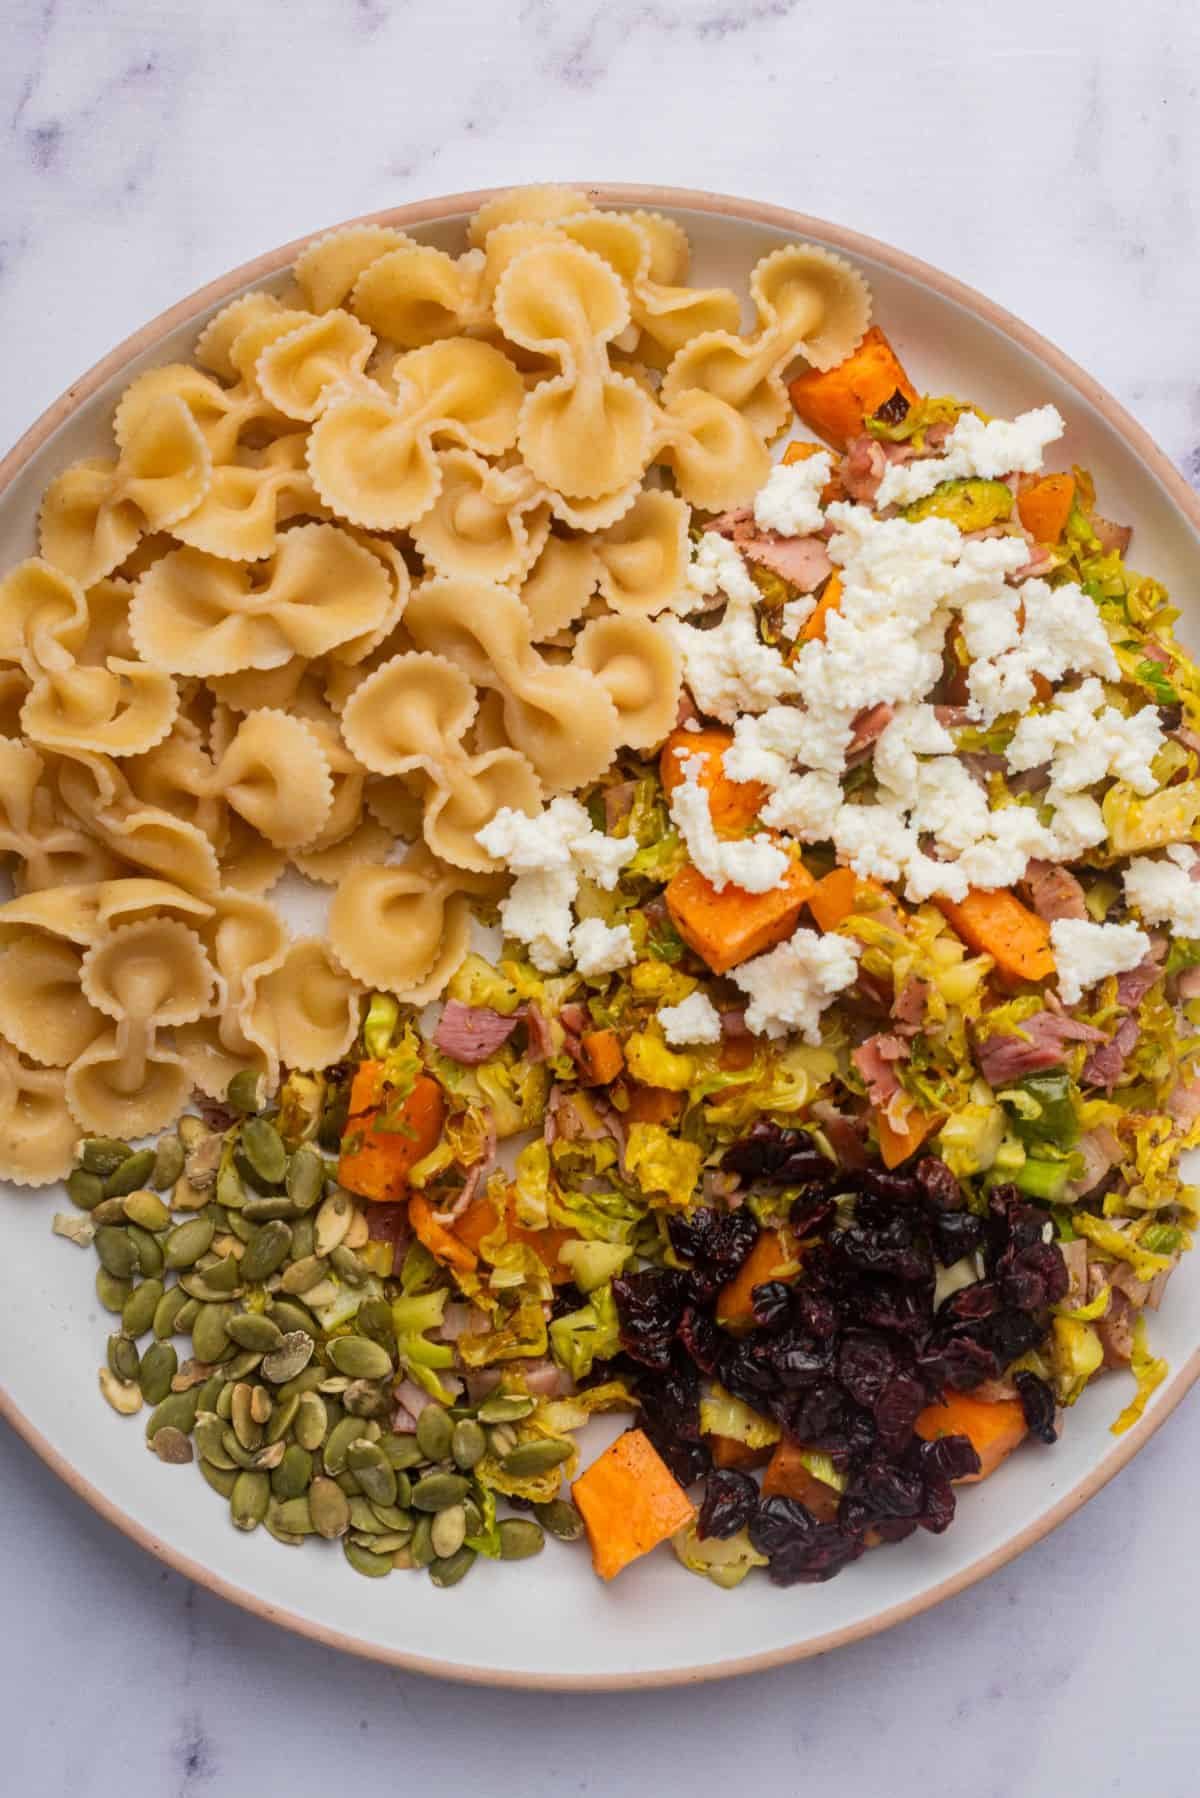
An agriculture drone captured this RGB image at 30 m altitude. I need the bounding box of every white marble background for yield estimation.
[3,0,1200,1791]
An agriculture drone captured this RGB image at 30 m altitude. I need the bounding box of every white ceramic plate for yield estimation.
[2,186,1199,1688]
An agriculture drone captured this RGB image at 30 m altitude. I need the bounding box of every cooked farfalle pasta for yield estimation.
[0,932,102,1067]
[55,751,222,894]
[306,339,525,530]
[517,490,690,639]
[403,576,621,790]
[21,656,179,759]
[175,888,288,1096]
[256,937,362,1071]
[518,535,602,640]
[39,396,212,587]
[0,877,214,948]
[0,741,126,894]
[293,224,415,313]
[194,291,290,381]
[170,432,322,561]
[341,649,542,870]
[328,847,495,1000]
[0,558,89,676]
[255,310,377,421]
[662,242,871,437]
[209,709,334,850]
[128,522,395,675]
[292,814,392,886]
[0,1043,79,1185]
[350,240,491,348]
[648,386,773,511]
[466,184,596,249]
[573,612,682,749]
[410,450,551,584]
[114,361,284,467]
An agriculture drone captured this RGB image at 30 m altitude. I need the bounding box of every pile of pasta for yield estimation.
[0,184,871,1186]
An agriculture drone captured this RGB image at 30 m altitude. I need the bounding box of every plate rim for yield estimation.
[2,181,1198,1690]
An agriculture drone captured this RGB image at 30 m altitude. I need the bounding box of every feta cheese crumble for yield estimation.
[658,990,723,1046]
[668,753,788,893]
[570,917,636,977]
[732,926,860,1042]
[1006,678,1163,797]
[752,451,833,538]
[1050,917,1152,1006]
[967,580,1119,724]
[665,544,799,723]
[1124,845,1200,938]
[875,404,1065,509]
[475,798,635,972]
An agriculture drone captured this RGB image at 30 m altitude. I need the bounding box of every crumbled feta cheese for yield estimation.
[476,798,636,971]
[684,530,761,610]
[665,548,798,724]
[668,754,788,893]
[1124,845,1200,937]
[873,704,956,806]
[722,707,811,788]
[1039,791,1107,863]
[752,452,833,538]
[875,404,1065,508]
[658,990,723,1046]
[967,580,1119,723]
[1006,678,1163,796]
[1051,917,1152,1006]
[761,770,844,840]
[732,927,860,1042]
[570,917,636,977]
[781,595,817,636]
[832,800,920,888]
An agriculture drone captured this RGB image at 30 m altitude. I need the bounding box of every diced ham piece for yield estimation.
[1023,860,1088,924]
[845,703,895,767]
[851,1033,909,1111]
[1063,1126,1122,1200]
[1114,943,1166,1008]
[523,1001,555,1065]
[811,1100,870,1170]
[1092,514,1132,557]
[737,532,833,592]
[841,435,889,503]
[433,1000,519,1065]
[720,1006,752,1039]
[1081,1015,1139,1090]
[1176,968,1200,1001]
[559,1003,589,1036]
[891,977,930,1037]
[934,705,971,730]
[975,1011,1106,1086]
[1167,1070,1200,1128]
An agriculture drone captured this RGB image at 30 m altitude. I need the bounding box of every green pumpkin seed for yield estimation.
[462,1495,484,1537]
[164,1215,215,1270]
[293,1390,328,1451]
[310,1476,351,1539]
[342,1379,389,1419]
[415,1406,453,1463]
[429,1546,476,1588]
[273,1364,324,1406]
[355,1296,394,1344]
[107,1333,140,1383]
[313,1188,352,1257]
[95,1267,133,1313]
[174,1296,202,1334]
[150,1135,185,1191]
[498,1518,545,1560]
[336,1469,362,1497]
[122,1278,164,1339]
[278,1254,328,1296]
[487,1422,518,1458]
[146,1390,200,1440]
[198,1458,238,1497]
[231,1383,263,1451]
[150,1425,193,1465]
[264,1507,305,1547]
[226,1068,263,1115]
[221,1428,284,1471]
[499,1438,572,1478]
[67,1168,105,1211]
[451,1419,487,1471]
[534,1498,585,1542]
[178,1256,242,1300]
[239,1221,292,1283]
[261,1330,314,1385]
[240,1195,297,1223]
[322,1415,364,1476]
[379,1433,425,1472]
[195,1412,237,1468]
[191,1302,234,1364]
[226,1210,255,1245]
[90,1196,132,1226]
[343,1538,392,1578]
[327,1336,393,1381]
[274,1495,316,1534]
[369,1501,413,1532]
[431,1503,467,1559]
[124,1188,171,1231]
[98,1366,142,1415]
[171,1175,209,1213]
[477,1392,537,1424]
[215,1382,235,1420]
[287,1145,325,1214]
[94,1225,138,1280]
[272,1443,314,1500]
[138,1341,179,1406]
[290,1218,316,1261]
[103,1148,156,1198]
[221,1350,263,1382]
[225,1312,283,1354]
[268,1297,317,1337]
[411,1472,470,1513]
[241,1116,286,1185]
[128,1224,165,1279]
[329,1244,368,1286]
[80,1137,132,1176]
[346,1440,397,1506]
[152,1286,188,1340]
[409,1514,436,1567]
[194,1373,226,1413]
[365,1529,412,1554]
[348,1496,384,1534]
[230,1469,270,1530]
[216,1157,244,1210]
[265,1391,300,1444]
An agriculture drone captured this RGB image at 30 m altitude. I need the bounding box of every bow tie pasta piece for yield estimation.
[38,395,212,588]
[411,450,551,584]
[324,529,412,666]
[114,363,284,467]
[194,291,291,380]
[350,241,489,348]
[574,613,682,749]
[594,489,690,616]
[466,184,595,249]
[255,310,376,421]
[328,848,493,1000]
[0,740,127,894]
[423,750,549,872]
[217,811,288,896]
[128,522,394,676]
[0,558,89,677]
[662,242,871,438]
[255,938,363,1071]
[21,657,179,759]
[294,223,416,313]
[283,705,369,855]
[650,388,772,512]
[0,1043,79,1186]
[403,575,621,791]
[0,933,103,1067]
[495,241,654,502]
[557,210,741,365]
[55,751,222,894]
[519,536,602,640]
[0,878,214,948]
[0,669,29,736]
[77,577,137,666]
[210,709,334,850]
[293,815,393,886]
[67,1024,192,1139]
[176,888,287,1097]
[171,433,323,562]
[123,728,228,851]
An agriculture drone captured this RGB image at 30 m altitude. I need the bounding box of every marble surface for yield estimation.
[3,0,1200,1789]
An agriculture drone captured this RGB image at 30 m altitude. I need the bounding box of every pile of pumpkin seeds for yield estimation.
[53,1071,584,1586]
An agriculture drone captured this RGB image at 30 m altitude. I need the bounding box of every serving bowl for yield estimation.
[2,184,1198,1688]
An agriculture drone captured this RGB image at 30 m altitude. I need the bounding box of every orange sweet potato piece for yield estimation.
[660,726,766,835]
[1017,473,1075,545]
[338,1069,446,1204]
[577,1029,625,1086]
[716,1229,797,1330]
[762,1438,842,1522]
[409,1193,478,1274]
[788,326,918,451]
[806,864,886,933]
[798,572,843,645]
[935,889,1055,984]
[625,1082,684,1126]
[876,1102,939,1169]
[573,1428,697,1580]
[451,1189,575,1282]
[915,1391,1028,1483]
[709,1434,773,1472]
[665,852,815,975]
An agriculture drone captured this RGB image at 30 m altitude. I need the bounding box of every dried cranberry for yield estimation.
[873,388,910,427]
[873,1373,927,1454]
[667,1206,758,1280]
[918,1333,999,1390]
[918,1475,956,1534]
[788,1192,837,1237]
[914,1431,981,1484]
[869,1515,919,1545]
[750,1280,794,1331]
[982,1308,1045,1366]
[612,1269,689,1369]
[776,1380,850,1446]
[916,1155,964,1211]
[677,1305,720,1374]
[748,1493,820,1555]
[721,1121,833,1186]
[997,1242,1068,1311]
[843,1458,924,1524]
[791,1285,840,1339]
[770,1334,832,1388]
[941,1281,1001,1324]
[1015,1370,1058,1444]
[857,1166,924,1206]
[836,1331,896,1409]
[833,1215,934,1285]
[848,1278,934,1341]
[931,1210,985,1264]
[697,1469,758,1540]
[768,1526,865,1584]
